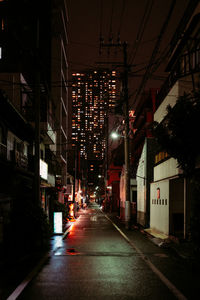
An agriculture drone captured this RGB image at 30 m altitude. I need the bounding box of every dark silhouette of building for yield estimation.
[0,0,70,255]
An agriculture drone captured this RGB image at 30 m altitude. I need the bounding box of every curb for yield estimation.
[62,224,72,239]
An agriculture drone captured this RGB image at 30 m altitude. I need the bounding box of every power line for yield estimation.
[69,41,99,48]
[132,0,177,108]
[99,0,103,38]
[128,0,154,66]
[108,0,115,42]
[117,0,126,41]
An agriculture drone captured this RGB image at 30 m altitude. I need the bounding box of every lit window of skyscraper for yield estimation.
[72,69,117,161]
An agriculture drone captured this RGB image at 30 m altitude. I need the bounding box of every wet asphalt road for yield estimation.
[6,203,200,299]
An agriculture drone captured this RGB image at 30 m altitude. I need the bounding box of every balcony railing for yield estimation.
[10,150,28,169]
[157,47,200,105]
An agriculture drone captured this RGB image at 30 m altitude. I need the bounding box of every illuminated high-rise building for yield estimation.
[72,69,117,161]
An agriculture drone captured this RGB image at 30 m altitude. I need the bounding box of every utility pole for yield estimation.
[123,42,131,229]
[104,113,109,207]
[35,18,41,205]
[73,147,77,201]
[100,41,131,229]
[73,144,78,217]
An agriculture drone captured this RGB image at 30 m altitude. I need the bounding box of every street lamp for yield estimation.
[105,42,131,228]
[110,131,121,139]
[123,42,131,229]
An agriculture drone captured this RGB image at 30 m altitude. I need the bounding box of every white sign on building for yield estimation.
[40,159,48,180]
[53,212,63,234]
[150,180,169,235]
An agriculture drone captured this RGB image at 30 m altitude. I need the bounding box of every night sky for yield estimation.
[67,0,190,108]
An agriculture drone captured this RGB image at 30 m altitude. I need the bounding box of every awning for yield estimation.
[40,181,52,188]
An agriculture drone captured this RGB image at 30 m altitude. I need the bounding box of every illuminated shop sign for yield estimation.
[53,212,63,234]
[40,159,48,180]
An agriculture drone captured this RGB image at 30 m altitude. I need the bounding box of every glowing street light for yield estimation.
[110,131,121,139]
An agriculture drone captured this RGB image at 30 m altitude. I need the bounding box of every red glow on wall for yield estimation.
[107,164,122,186]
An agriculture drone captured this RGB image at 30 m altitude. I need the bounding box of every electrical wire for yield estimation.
[99,0,103,40]
[117,0,126,41]
[128,0,154,66]
[132,0,177,108]
[108,0,115,42]
[69,41,99,49]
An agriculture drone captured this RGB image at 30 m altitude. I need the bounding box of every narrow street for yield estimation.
[1,2,200,300]
[4,202,198,300]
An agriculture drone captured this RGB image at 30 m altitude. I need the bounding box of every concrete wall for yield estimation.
[136,141,147,226]
[154,82,178,123]
[150,180,169,235]
[154,157,182,181]
[150,79,192,236]
[120,168,137,221]
[119,166,125,220]
[154,79,193,123]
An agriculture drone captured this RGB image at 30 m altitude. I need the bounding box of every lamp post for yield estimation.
[34,18,41,205]
[124,119,131,229]
[122,42,131,229]
[111,127,131,230]
[102,41,131,229]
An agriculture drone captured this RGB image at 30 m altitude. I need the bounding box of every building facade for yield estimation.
[0,0,70,252]
[71,69,117,190]
[149,3,200,239]
[71,69,116,160]
[51,0,69,190]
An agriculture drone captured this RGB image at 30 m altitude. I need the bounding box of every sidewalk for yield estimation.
[143,227,200,261]
[106,210,200,265]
